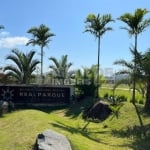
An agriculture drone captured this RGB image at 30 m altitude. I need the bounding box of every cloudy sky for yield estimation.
[0,0,150,75]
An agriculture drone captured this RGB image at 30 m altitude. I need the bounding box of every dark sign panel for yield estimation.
[0,85,71,104]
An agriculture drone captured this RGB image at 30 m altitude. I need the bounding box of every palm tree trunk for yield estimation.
[41,46,43,83]
[132,34,137,104]
[145,80,150,112]
[97,36,100,98]
[132,34,146,137]
[132,103,146,136]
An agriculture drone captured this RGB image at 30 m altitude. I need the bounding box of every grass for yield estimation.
[0,97,150,150]
[101,84,143,102]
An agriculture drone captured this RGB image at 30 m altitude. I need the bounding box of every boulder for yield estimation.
[35,129,72,150]
[83,100,112,121]
[0,101,8,115]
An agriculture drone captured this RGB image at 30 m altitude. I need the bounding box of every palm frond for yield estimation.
[118,8,150,35]
[4,49,39,84]
[114,59,134,69]
[84,13,114,38]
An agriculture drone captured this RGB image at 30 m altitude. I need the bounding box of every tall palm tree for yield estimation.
[118,9,150,136]
[4,49,40,84]
[49,55,75,85]
[26,24,55,78]
[84,13,114,97]
[118,8,150,104]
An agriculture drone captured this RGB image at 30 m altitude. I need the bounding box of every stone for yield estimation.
[0,101,8,114]
[36,130,72,150]
[83,100,112,121]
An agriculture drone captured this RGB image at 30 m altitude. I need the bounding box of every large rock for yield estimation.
[35,130,72,150]
[83,100,112,121]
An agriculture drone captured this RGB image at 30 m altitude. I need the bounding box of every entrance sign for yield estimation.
[0,85,72,105]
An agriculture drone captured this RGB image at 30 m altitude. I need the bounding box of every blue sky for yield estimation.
[0,0,150,75]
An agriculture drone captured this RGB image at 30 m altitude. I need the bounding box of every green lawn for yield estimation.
[101,84,143,103]
[0,98,150,150]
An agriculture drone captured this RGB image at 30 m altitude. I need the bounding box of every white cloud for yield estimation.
[0,36,29,48]
[0,31,10,37]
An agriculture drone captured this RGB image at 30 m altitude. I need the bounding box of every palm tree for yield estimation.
[26,24,55,79]
[140,50,150,112]
[118,8,150,104]
[4,49,40,84]
[114,47,147,136]
[49,55,75,85]
[118,9,150,136]
[114,47,142,87]
[84,13,114,97]
[75,65,100,97]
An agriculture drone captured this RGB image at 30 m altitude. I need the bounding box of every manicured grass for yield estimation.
[100,84,143,103]
[0,98,150,150]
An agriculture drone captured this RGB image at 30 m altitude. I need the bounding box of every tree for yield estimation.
[114,47,148,136]
[4,49,40,84]
[26,24,55,79]
[140,50,150,112]
[118,8,150,104]
[84,13,114,97]
[49,55,75,85]
[75,65,104,98]
[118,8,150,137]
[114,47,143,91]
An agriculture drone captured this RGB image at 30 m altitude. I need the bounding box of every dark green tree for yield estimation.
[84,13,114,97]
[4,49,40,84]
[26,24,55,78]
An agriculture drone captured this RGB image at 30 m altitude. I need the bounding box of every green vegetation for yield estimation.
[0,97,150,150]
[75,65,98,97]
[4,49,40,84]
[100,85,143,103]
[49,54,75,85]
[1,8,150,150]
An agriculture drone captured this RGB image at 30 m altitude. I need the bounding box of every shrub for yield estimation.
[116,95,127,102]
[129,99,138,103]
[104,94,127,105]
[139,99,144,104]
[103,93,109,99]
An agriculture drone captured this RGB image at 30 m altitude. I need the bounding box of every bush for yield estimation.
[103,93,109,99]
[116,95,127,102]
[75,83,97,98]
[103,94,127,105]
[130,99,138,103]
[139,99,144,104]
